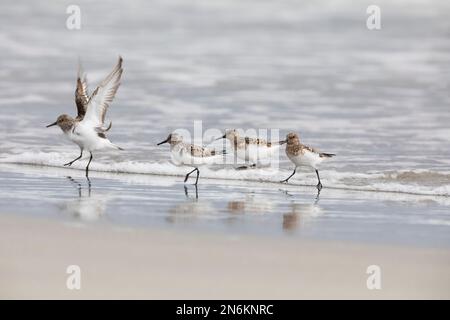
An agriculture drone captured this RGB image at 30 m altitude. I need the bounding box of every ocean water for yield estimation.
[0,0,450,245]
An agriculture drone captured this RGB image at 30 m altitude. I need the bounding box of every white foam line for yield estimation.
[1,155,449,198]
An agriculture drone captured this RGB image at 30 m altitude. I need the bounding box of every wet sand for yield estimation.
[1,213,449,299]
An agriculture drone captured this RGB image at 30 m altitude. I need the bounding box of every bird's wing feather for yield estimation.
[301,143,320,154]
[75,61,89,118]
[186,144,223,157]
[244,137,269,146]
[82,56,123,128]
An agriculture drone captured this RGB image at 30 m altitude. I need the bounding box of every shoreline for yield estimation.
[0,162,449,198]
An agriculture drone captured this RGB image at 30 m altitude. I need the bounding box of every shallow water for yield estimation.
[0,0,450,243]
[1,164,450,248]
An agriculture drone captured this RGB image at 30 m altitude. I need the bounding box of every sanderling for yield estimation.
[46,56,124,176]
[157,133,225,185]
[281,132,335,191]
[217,129,286,168]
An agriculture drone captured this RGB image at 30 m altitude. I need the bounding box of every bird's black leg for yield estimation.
[184,168,197,183]
[194,168,200,185]
[315,188,321,202]
[184,184,199,199]
[64,149,83,167]
[315,169,323,191]
[85,152,93,177]
[86,176,92,196]
[67,176,82,197]
[280,168,296,183]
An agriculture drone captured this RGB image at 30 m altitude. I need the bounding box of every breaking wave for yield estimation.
[1,151,450,197]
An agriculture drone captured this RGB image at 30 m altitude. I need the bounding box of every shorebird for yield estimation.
[157,133,225,185]
[281,132,335,191]
[217,129,286,168]
[46,56,124,176]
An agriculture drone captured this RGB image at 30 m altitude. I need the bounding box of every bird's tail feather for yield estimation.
[107,141,124,151]
[114,144,124,151]
[319,153,335,158]
[212,149,227,156]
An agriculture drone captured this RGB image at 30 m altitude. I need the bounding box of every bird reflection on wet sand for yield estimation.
[60,176,107,221]
[67,176,91,197]
[282,202,324,232]
[166,185,214,223]
[226,194,274,215]
[279,188,321,201]
[184,185,198,199]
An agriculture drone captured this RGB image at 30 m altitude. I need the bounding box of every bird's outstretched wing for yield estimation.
[75,60,89,119]
[82,56,123,128]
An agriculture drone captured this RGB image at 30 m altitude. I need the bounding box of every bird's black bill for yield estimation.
[214,134,226,141]
[46,122,57,128]
[279,140,287,145]
[157,138,170,146]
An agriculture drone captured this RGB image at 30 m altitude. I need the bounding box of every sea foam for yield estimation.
[1,151,449,197]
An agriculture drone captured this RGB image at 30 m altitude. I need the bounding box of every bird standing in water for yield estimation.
[46,56,124,176]
[157,133,225,185]
[217,129,286,169]
[281,132,335,191]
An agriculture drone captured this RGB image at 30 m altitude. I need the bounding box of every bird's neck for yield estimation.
[287,140,301,151]
[228,136,241,148]
[170,141,183,150]
[60,121,75,133]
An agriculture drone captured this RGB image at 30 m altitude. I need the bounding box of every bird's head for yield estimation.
[215,129,240,141]
[157,132,183,146]
[286,132,300,144]
[215,129,239,141]
[46,114,74,132]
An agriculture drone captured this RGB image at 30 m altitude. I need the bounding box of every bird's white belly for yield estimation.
[171,148,218,167]
[170,148,186,166]
[71,124,110,151]
[288,150,323,169]
[65,129,84,148]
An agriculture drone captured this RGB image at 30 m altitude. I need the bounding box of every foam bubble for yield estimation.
[1,151,449,197]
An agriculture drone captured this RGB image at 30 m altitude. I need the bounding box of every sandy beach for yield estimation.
[1,212,449,299]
